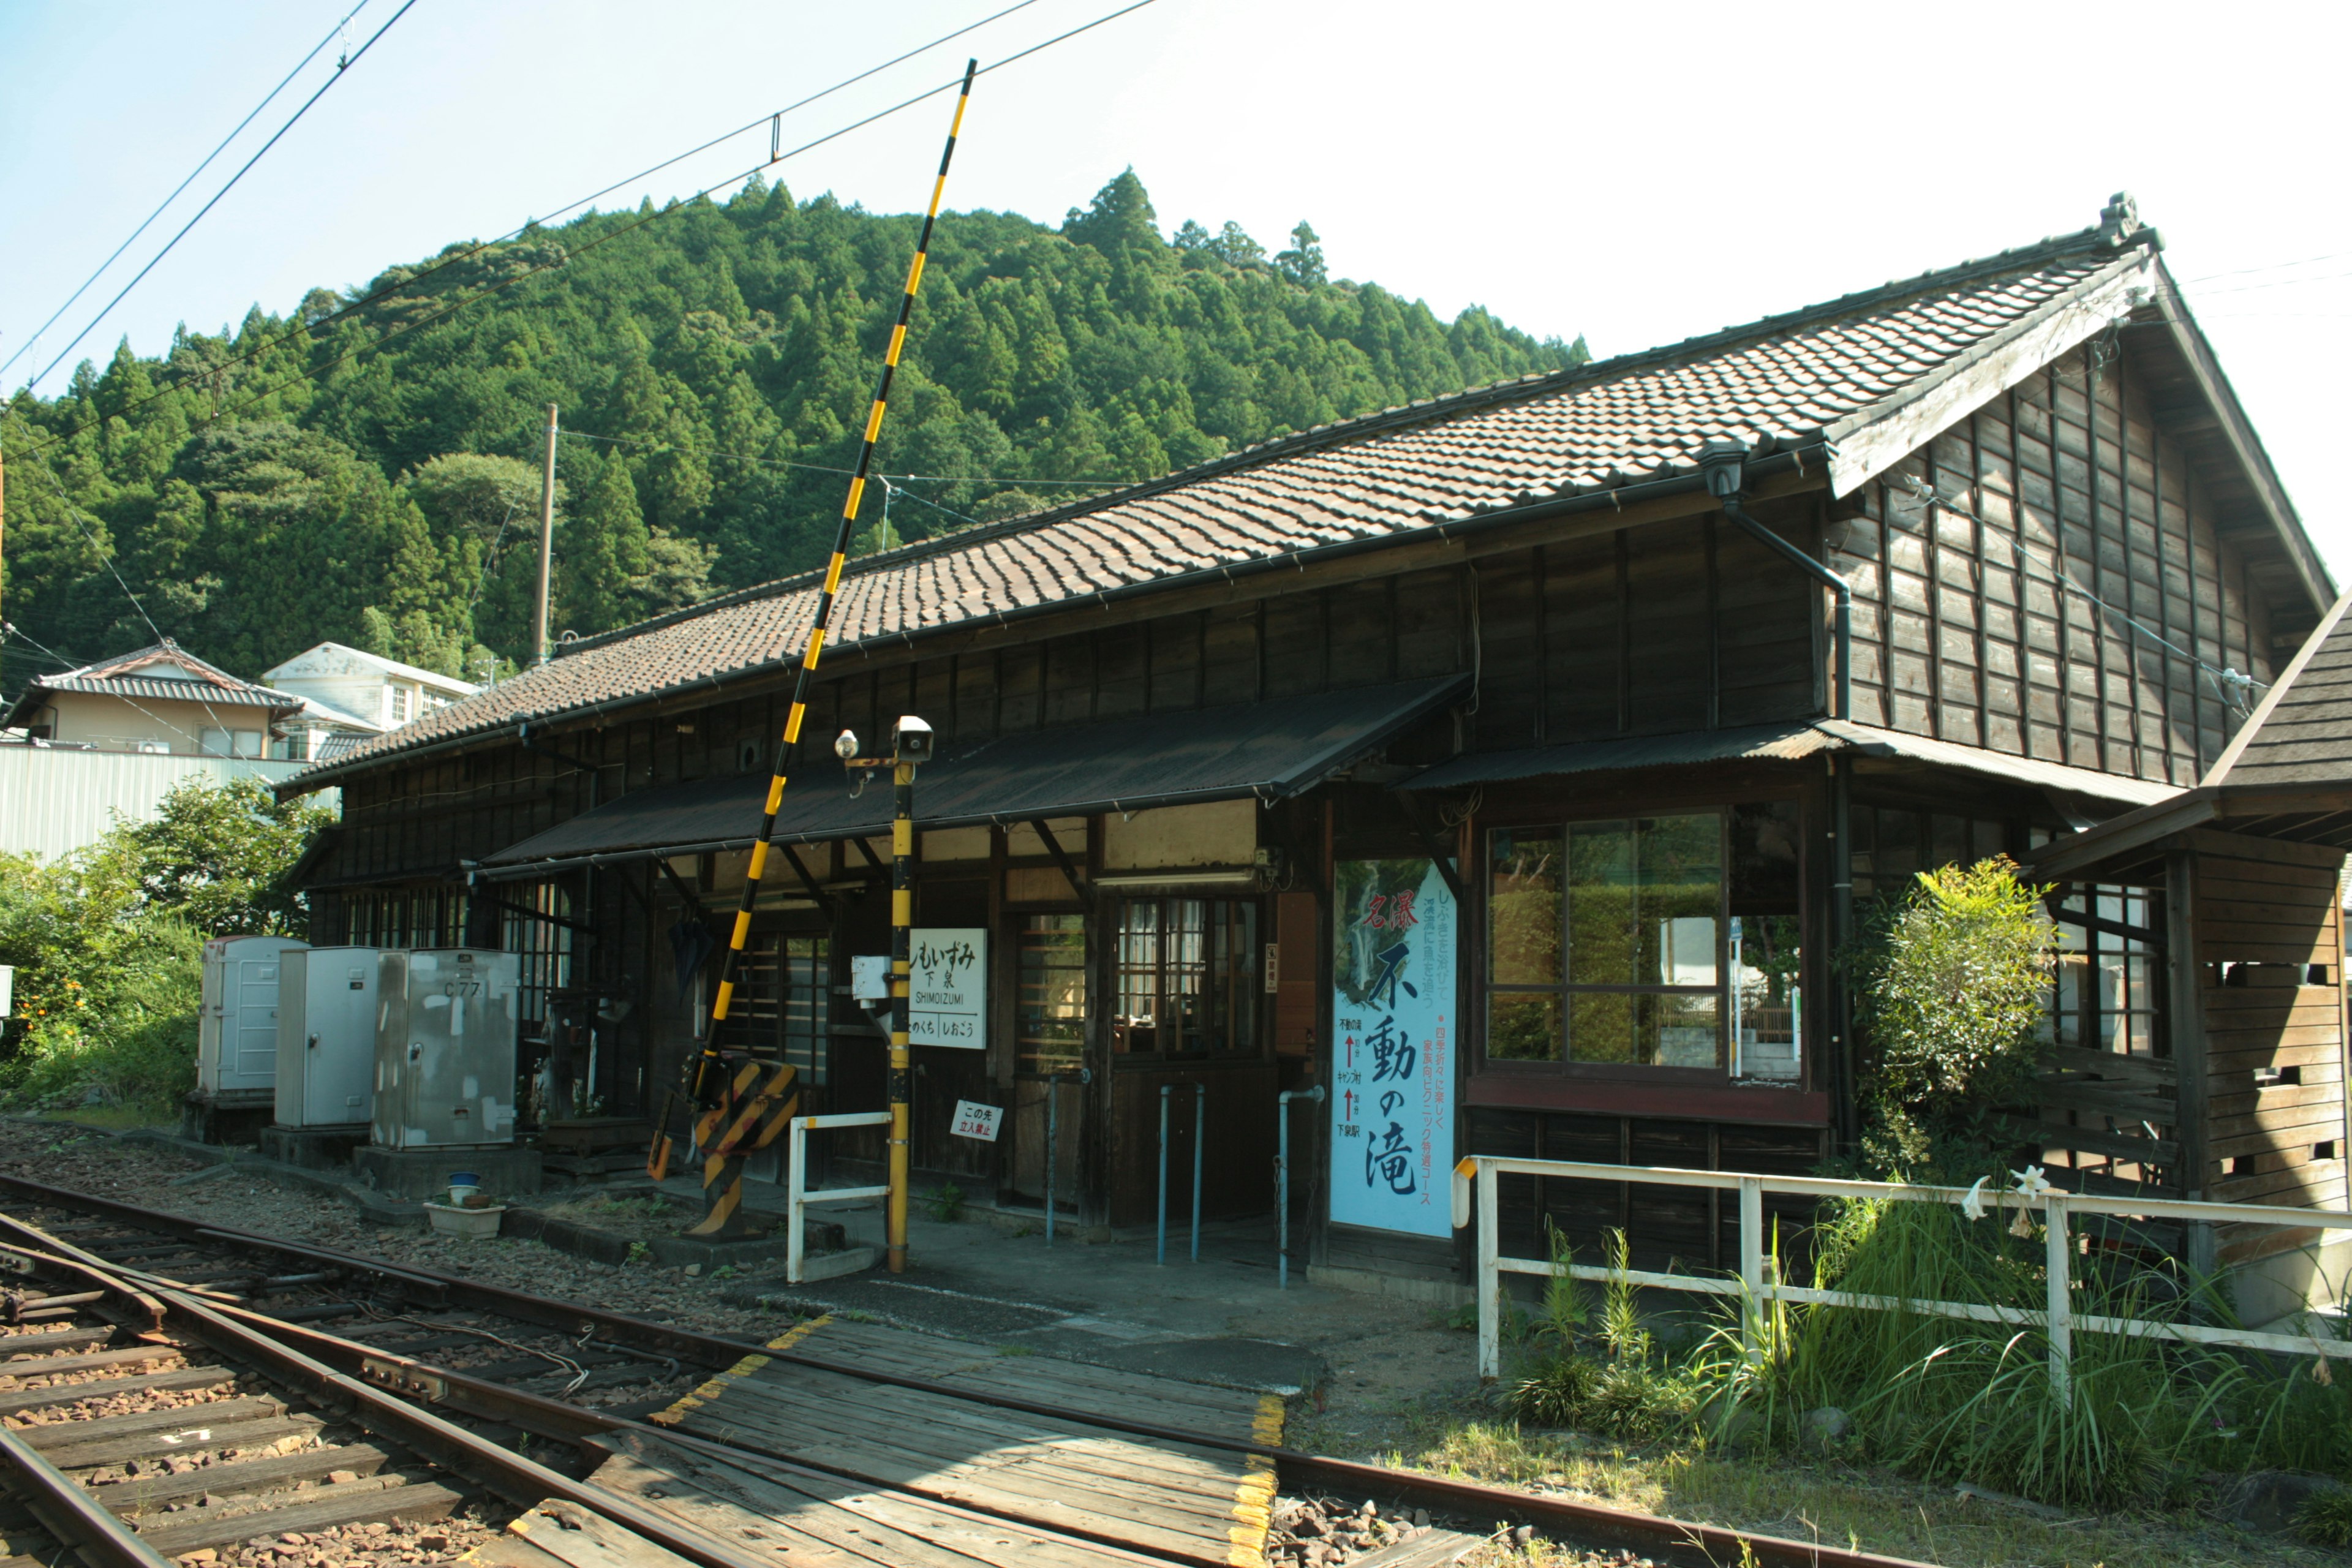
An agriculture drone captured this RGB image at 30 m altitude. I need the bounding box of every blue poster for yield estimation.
[1328,858,1457,1237]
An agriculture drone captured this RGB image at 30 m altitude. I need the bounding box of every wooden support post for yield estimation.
[2046,1194,2073,1408]
[1739,1175,1766,1366]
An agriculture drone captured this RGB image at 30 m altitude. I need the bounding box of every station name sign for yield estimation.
[909,927,987,1050]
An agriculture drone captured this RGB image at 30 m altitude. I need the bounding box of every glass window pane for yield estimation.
[1568,990,1635,1063]
[1636,814,1720,987]
[1489,830,1562,985]
[1653,992,1720,1068]
[1018,914,1086,1072]
[1732,914,1801,1081]
[1115,900,1160,1052]
[1567,821,1635,986]
[1731,801,1801,912]
[1489,993,1561,1061]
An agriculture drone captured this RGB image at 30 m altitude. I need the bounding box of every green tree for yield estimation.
[101,776,334,937]
[1275,222,1327,286]
[5,170,1580,691]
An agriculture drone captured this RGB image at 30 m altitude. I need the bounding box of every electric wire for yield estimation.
[7,0,1145,455]
[559,426,1128,487]
[0,620,269,757]
[22,0,419,394]
[1,407,254,743]
[0,1,375,385]
[1884,470,2264,718]
[58,0,1156,450]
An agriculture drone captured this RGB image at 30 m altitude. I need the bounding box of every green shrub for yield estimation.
[1506,1354,1603,1426]
[1844,857,2056,1174]
[2299,1487,2352,1548]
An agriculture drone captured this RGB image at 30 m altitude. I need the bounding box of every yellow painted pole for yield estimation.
[889,758,915,1271]
[685,60,979,1162]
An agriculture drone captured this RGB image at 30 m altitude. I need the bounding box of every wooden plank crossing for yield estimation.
[647,1315,1285,1567]
[584,1426,1180,1567]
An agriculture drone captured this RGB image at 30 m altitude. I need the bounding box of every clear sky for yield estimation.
[5,0,2348,574]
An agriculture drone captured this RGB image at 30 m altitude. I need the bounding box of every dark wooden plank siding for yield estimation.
[1835,343,2280,785]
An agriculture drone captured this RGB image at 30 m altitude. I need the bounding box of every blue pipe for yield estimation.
[1276,1085,1326,1289]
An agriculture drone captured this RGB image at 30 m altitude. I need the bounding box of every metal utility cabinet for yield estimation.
[275,947,383,1128]
[372,949,521,1149]
[198,936,308,1095]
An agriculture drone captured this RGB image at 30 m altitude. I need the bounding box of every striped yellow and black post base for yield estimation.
[684,1058,800,1239]
[663,59,979,1237]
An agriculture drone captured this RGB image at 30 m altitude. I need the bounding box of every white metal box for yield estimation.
[275,946,383,1128]
[372,949,520,1149]
[197,936,307,1095]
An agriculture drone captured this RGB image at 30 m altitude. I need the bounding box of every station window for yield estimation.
[1017,914,1087,1072]
[714,932,830,1084]
[1486,802,1803,1080]
[501,883,575,1027]
[1112,898,1258,1055]
[2049,884,2162,1058]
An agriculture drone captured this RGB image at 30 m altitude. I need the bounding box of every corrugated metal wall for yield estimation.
[0,747,337,861]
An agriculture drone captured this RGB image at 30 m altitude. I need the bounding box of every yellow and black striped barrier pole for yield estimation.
[679,59,979,1226]
[889,751,916,1272]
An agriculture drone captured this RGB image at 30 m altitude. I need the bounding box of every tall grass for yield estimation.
[1501,1193,2352,1512]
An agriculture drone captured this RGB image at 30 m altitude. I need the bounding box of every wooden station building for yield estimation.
[284,197,2350,1302]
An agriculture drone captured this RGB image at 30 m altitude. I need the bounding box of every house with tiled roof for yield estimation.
[3,639,301,758]
[281,196,2346,1301]
[0,639,317,859]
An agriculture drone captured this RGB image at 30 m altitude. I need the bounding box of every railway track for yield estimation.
[0,1171,1933,1568]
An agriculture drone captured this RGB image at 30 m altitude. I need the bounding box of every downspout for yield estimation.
[1698,440,1857,1153]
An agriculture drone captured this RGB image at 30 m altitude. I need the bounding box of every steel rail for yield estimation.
[0,1423,176,1568]
[150,1284,775,1568]
[0,1180,1936,1568]
[159,1272,1942,1568]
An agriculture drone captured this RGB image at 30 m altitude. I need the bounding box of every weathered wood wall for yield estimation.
[1831,342,2276,786]
[2195,833,2350,1242]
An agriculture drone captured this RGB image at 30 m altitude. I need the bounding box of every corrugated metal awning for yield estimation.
[1401,718,2182,810]
[476,675,1469,878]
[1400,723,1842,790]
[1818,721,2180,808]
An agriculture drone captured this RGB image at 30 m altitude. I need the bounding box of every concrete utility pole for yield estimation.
[531,402,559,666]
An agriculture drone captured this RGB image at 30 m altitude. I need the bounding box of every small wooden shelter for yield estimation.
[2026,590,2352,1308]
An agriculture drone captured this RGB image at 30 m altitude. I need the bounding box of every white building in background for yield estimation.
[261,643,479,763]
[0,640,318,860]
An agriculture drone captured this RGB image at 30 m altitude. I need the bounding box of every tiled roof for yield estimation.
[3,639,300,731]
[295,221,2162,786]
[37,676,288,707]
[2207,588,2352,791]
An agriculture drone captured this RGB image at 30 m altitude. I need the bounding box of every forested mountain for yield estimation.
[0,171,1583,690]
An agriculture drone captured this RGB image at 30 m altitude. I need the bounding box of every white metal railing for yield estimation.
[786,1111,892,1283]
[1453,1156,2352,1402]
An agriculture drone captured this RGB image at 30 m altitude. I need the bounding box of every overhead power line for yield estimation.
[7,0,1114,455]
[560,426,1129,488]
[11,0,1157,455]
[0,1,375,386]
[22,0,420,394]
